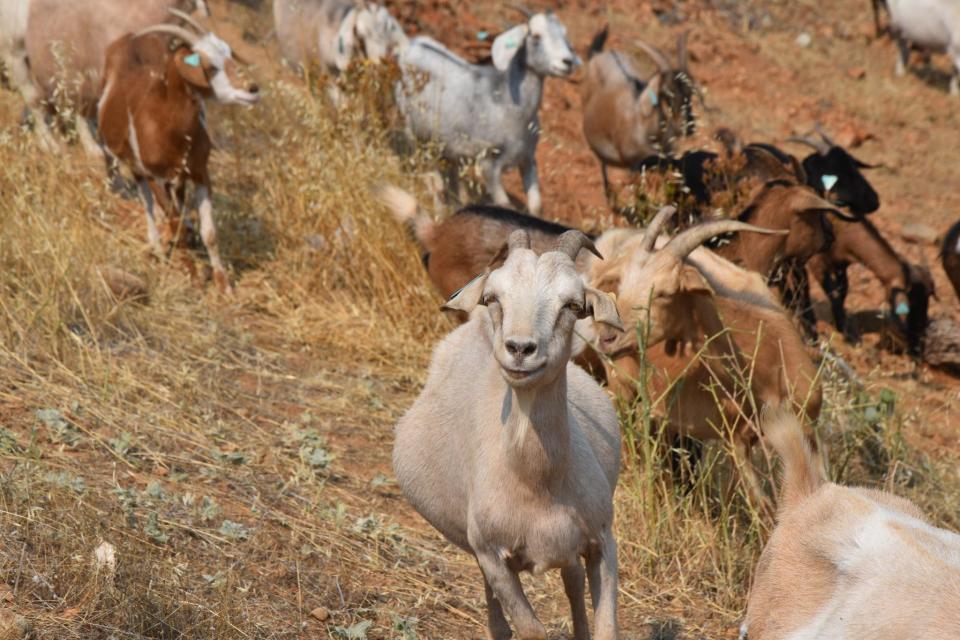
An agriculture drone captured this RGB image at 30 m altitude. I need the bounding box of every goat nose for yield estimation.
[248,83,260,94]
[505,338,537,358]
[562,57,575,68]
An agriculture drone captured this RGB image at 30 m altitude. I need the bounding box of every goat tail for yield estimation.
[762,406,824,515]
[587,24,609,60]
[377,184,437,254]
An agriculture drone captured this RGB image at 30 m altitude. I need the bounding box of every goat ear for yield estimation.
[175,50,210,89]
[335,9,360,70]
[442,273,489,314]
[492,24,529,71]
[585,287,624,331]
[639,74,662,117]
[679,265,712,295]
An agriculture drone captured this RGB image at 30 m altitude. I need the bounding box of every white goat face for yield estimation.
[192,34,260,106]
[355,5,405,61]
[492,13,579,76]
[525,13,579,77]
[444,231,621,390]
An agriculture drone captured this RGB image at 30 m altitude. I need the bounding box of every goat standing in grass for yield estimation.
[744,409,960,639]
[98,15,259,293]
[394,229,623,640]
[398,8,579,216]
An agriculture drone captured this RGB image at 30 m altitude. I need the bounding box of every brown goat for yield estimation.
[581,27,696,198]
[594,218,822,510]
[805,215,934,355]
[98,18,259,292]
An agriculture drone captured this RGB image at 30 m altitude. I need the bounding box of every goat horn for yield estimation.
[664,220,788,261]
[639,205,678,253]
[787,135,830,155]
[814,123,837,148]
[506,4,534,18]
[633,38,671,73]
[168,8,209,35]
[556,230,603,261]
[508,229,532,252]
[135,24,201,47]
[677,30,690,72]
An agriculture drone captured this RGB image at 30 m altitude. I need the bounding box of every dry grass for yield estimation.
[1,2,958,639]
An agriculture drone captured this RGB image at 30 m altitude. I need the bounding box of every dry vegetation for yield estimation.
[1,1,959,639]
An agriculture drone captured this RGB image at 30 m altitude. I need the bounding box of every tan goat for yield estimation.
[594,216,822,509]
[744,409,960,640]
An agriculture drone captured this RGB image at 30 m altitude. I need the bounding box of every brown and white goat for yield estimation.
[744,409,960,640]
[581,26,696,197]
[98,16,259,292]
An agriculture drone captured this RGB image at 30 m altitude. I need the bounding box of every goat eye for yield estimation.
[565,301,584,316]
[531,34,542,44]
[482,294,499,306]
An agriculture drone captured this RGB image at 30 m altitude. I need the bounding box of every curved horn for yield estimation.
[135,24,201,47]
[787,135,830,155]
[508,229,532,252]
[633,38,671,73]
[168,8,209,35]
[555,230,602,261]
[506,4,534,18]
[677,30,690,72]
[639,205,678,253]
[664,220,788,261]
[814,123,837,148]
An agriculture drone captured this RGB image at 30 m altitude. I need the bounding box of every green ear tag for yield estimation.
[184,53,201,67]
[895,301,910,316]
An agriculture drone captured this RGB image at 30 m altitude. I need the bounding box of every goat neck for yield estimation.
[498,362,570,489]
[504,51,545,116]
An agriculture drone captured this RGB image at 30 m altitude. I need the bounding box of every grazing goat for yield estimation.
[884,0,960,96]
[743,409,960,640]
[394,229,623,640]
[785,128,880,216]
[25,0,209,155]
[805,217,934,354]
[398,8,579,216]
[593,216,821,509]
[97,17,259,293]
[273,1,406,78]
[942,218,960,301]
[582,26,697,197]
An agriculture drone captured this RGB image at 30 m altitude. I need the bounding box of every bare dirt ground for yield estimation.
[1,1,958,639]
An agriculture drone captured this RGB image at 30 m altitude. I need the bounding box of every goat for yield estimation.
[593,215,822,510]
[397,8,579,216]
[884,0,960,96]
[804,217,935,355]
[273,1,407,80]
[97,16,259,293]
[24,0,209,156]
[941,219,960,301]
[0,0,56,149]
[785,128,880,216]
[743,409,960,640]
[394,229,623,640]
[581,26,697,198]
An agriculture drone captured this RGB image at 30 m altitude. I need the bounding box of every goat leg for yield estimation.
[475,551,546,640]
[481,156,511,209]
[895,36,910,77]
[520,156,542,216]
[482,575,513,640]
[561,561,589,640]
[137,179,165,257]
[196,182,233,294]
[586,528,619,640]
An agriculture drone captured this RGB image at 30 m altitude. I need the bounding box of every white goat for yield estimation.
[886,0,960,95]
[0,0,55,149]
[398,9,580,216]
[273,0,406,78]
[394,229,623,640]
[744,409,960,640]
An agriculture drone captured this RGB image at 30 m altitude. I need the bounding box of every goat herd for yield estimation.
[3,0,960,638]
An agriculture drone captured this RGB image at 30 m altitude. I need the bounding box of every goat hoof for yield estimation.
[213,271,234,296]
